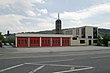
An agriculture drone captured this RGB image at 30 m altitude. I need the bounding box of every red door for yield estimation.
[41,37,50,47]
[30,37,40,47]
[52,37,60,46]
[17,37,28,47]
[62,37,70,46]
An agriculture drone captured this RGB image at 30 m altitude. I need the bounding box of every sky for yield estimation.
[0,0,110,34]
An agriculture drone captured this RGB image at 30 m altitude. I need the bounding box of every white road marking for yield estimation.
[53,67,94,73]
[26,63,94,73]
[26,63,90,68]
[29,65,45,73]
[26,63,73,67]
[0,64,24,72]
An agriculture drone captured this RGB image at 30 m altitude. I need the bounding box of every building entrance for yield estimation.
[89,40,91,45]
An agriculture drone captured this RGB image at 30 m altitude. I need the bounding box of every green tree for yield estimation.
[102,34,110,46]
[0,32,4,41]
[97,35,103,46]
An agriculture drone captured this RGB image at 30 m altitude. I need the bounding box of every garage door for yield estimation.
[17,37,28,47]
[52,37,60,46]
[30,37,40,47]
[41,37,50,47]
[62,37,70,46]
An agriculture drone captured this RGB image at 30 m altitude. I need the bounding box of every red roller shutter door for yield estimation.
[17,37,28,47]
[62,37,70,46]
[30,37,40,47]
[41,37,50,47]
[52,37,60,46]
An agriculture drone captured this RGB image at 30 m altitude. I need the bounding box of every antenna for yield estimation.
[58,13,59,19]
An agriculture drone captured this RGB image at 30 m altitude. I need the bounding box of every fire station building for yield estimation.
[16,34,72,47]
[15,26,98,47]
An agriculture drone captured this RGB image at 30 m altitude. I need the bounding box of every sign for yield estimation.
[88,36,92,39]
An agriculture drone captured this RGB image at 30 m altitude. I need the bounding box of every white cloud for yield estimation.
[0,0,51,33]
[0,0,46,16]
[37,22,53,30]
[0,14,29,33]
[0,0,45,5]
[51,3,110,21]
[0,14,54,33]
[50,3,110,29]
[26,10,36,16]
[101,22,110,29]
[38,8,48,14]
[0,0,110,34]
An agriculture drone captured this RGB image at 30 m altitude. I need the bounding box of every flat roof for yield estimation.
[16,34,73,37]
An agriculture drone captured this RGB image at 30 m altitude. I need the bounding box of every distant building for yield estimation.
[62,26,98,46]
[55,13,62,34]
[7,30,10,36]
[4,32,15,45]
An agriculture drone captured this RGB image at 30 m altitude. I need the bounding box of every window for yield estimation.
[80,40,85,44]
[30,40,32,44]
[21,40,27,44]
[53,40,54,44]
[48,40,50,44]
[67,40,69,43]
[81,27,85,38]
[37,40,39,43]
[65,40,67,43]
[76,28,79,35]
[93,40,97,43]
[62,40,64,43]
[72,37,77,40]
[88,36,92,39]
[93,28,97,39]
[25,40,27,44]
[42,40,44,44]
[22,40,24,44]
[65,40,66,43]
[56,40,57,44]
[58,40,60,44]
[45,40,46,44]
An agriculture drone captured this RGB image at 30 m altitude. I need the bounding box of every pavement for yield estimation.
[0,46,110,53]
[0,46,110,73]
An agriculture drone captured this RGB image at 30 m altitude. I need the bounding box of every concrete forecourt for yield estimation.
[0,46,110,73]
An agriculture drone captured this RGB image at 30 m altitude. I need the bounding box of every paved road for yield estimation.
[0,46,110,73]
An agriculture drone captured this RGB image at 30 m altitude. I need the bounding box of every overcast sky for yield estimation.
[0,0,110,34]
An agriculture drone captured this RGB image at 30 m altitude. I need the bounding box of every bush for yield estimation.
[102,34,110,46]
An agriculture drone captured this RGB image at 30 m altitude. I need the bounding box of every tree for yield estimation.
[97,35,103,46]
[0,32,4,41]
[102,34,110,46]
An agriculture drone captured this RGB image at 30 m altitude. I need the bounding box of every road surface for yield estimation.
[0,46,110,73]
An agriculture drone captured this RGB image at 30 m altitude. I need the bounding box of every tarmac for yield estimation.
[0,46,110,53]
